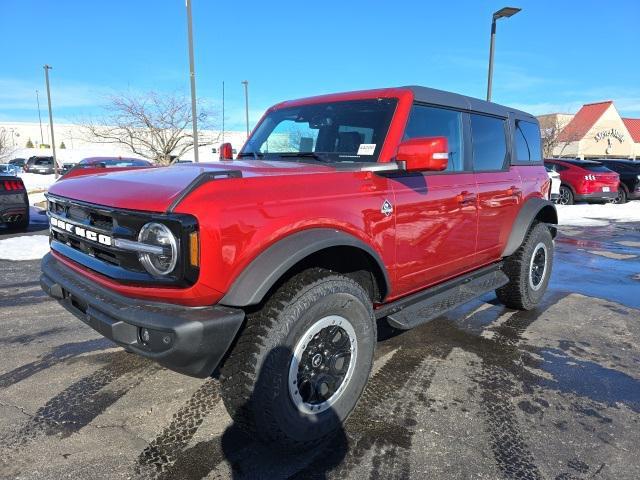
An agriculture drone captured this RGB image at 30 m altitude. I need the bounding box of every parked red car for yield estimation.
[61,157,153,180]
[544,159,619,205]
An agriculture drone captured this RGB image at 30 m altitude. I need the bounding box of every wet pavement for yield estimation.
[0,223,639,479]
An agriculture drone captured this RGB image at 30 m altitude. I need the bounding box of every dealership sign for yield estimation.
[594,128,625,143]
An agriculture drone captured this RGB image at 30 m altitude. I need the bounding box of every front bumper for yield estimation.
[40,253,245,377]
[574,191,617,203]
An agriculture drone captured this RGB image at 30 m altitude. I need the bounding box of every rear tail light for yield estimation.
[2,180,24,191]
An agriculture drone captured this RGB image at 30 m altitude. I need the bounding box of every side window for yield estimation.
[403,105,464,172]
[470,114,508,171]
[515,120,542,163]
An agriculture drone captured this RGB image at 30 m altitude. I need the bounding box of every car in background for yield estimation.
[0,175,29,231]
[24,156,56,174]
[591,159,640,204]
[544,159,619,205]
[61,156,153,180]
[0,164,20,176]
[544,164,561,202]
[8,158,26,172]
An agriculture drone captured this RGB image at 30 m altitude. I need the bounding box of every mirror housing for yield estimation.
[396,136,449,172]
[220,143,233,160]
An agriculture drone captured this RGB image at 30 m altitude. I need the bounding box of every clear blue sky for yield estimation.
[2,0,639,130]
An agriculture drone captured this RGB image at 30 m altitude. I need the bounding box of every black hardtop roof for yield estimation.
[404,85,537,121]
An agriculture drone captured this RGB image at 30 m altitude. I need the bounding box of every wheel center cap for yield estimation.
[311,353,323,368]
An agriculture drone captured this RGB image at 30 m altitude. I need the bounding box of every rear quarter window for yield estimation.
[515,120,542,163]
[470,114,508,172]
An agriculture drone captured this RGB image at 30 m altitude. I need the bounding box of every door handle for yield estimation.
[456,191,477,205]
[507,185,522,196]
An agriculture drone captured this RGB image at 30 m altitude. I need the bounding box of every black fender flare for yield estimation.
[219,228,391,307]
[502,198,558,258]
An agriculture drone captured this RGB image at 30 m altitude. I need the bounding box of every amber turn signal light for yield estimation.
[189,231,200,267]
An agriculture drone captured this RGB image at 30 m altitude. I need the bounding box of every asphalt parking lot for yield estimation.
[1,222,639,480]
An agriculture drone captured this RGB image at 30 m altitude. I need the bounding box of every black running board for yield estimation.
[375,263,508,330]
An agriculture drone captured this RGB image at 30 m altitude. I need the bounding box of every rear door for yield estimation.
[471,113,523,264]
[391,104,479,295]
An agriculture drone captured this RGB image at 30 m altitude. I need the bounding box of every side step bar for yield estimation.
[375,263,508,330]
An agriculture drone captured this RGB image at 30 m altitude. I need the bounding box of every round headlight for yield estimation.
[138,222,178,276]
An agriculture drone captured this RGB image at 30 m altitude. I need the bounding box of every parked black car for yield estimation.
[0,175,29,231]
[593,159,640,203]
[24,156,55,174]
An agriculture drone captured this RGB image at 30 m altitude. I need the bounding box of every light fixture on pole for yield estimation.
[36,90,44,145]
[241,80,249,138]
[486,6,521,102]
[186,0,199,163]
[43,64,59,178]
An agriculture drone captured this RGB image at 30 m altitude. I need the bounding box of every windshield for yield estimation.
[241,98,398,163]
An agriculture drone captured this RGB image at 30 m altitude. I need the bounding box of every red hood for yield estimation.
[48,161,334,212]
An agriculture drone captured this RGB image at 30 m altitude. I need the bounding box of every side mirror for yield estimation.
[396,136,449,172]
[219,143,233,160]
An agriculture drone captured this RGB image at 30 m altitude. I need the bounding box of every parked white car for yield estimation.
[545,165,561,203]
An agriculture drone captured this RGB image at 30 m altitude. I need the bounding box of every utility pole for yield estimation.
[36,90,44,145]
[43,65,58,178]
[222,81,225,144]
[241,80,249,138]
[186,0,199,162]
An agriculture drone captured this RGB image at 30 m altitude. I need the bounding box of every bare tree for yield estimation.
[81,92,218,164]
[538,115,573,158]
[0,128,16,162]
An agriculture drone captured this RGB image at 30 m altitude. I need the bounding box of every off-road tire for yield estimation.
[496,222,554,310]
[219,268,376,450]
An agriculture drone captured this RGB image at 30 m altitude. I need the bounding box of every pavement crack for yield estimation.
[0,399,35,418]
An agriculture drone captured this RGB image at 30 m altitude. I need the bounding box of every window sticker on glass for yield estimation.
[357,144,376,155]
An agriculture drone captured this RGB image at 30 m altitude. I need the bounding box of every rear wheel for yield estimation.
[219,268,376,450]
[496,222,554,310]
[612,187,627,204]
[558,185,574,205]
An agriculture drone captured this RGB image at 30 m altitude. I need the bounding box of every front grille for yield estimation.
[46,194,199,287]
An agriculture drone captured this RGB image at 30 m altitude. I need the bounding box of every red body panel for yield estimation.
[46,87,549,307]
[61,165,153,181]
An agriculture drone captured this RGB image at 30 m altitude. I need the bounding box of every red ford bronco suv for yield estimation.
[40,86,557,449]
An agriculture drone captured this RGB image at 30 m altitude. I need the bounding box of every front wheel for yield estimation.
[496,222,554,310]
[219,268,376,450]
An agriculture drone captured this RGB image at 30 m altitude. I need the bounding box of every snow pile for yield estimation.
[19,173,57,193]
[0,235,50,261]
[557,201,640,227]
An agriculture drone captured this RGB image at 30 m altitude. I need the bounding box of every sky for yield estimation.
[1,0,639,131]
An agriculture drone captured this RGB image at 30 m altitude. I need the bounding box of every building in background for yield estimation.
[539,101,639,159]
[0,121,247,164]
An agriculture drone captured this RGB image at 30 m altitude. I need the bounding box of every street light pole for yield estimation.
[186,0,199,163]
[36,90,44,145]
[241,80,249,138]
[486,6,521,102]
[43,65,58,178]
[222,81,225,144]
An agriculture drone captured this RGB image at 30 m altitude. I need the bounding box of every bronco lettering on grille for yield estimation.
[50,216,112,246]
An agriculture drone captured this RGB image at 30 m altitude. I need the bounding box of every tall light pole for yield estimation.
[486,6,521,102]
[186,0,199,162]
[36,90,44,145]
[222,81,225,144]
[43,65,59,178]
[241,80,249,138]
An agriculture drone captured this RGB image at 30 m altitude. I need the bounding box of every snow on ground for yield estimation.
[19,173,57,193]
[0,235,50,261]
[557,201,640,227]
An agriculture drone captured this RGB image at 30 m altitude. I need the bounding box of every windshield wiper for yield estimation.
[236,151,264,159]
[278,152,332,162]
